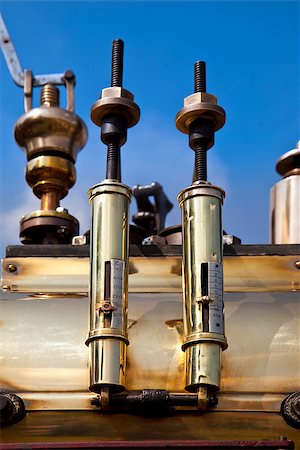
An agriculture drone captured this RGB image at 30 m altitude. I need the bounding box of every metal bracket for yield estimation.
[0,14,75,111]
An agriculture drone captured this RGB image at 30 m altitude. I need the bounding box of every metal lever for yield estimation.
[132,182,173,235]
[0,14,75,111]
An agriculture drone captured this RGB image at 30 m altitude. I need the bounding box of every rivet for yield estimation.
[7,264,17,273]
[2,285,11,292]
[295,261,300,269]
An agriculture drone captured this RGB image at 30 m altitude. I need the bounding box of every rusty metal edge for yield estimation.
[5,244,300,258]
[0,440,294,449]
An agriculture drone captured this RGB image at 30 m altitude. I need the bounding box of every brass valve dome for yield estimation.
[14,80,87,244]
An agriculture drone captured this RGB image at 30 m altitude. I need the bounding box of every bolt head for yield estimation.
[7,264,17,273]
[57,226,68,234]
[63,70,75,81]
[91,396,100,407]
[56,207,68,214]
[2,285,11,292]
[72,235,87,246]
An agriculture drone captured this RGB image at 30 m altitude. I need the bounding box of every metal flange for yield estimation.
[91,87,140,129]
[176,92,226,135]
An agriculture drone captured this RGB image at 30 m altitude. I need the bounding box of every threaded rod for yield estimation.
[194,61,206,93]
[40,83,60,107]
[111,39,124,87]
[193,145,207,182]
[106,142,121,181]
[192,61,207,182]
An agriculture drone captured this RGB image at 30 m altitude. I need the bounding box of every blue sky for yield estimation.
[0,1,299,254]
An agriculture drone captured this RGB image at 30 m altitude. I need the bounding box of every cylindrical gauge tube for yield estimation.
[178,183,227,393]
[86,180,132,393]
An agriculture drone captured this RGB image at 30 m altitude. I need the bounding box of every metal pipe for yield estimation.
[86,180,131,393]
[91,389,218,411]
[40,191,60,211]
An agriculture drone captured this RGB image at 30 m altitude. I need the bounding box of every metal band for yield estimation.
[182,332,228,351]
[178,183,225,206]
[88,181,132,203]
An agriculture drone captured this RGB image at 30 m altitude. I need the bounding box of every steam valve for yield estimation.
[176,62,227,409]
[14,72,87,244]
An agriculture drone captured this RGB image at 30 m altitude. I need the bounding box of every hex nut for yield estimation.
[184,92,217,107]
[176,91,226,135]
[101,87,134,101]
[91,87,140,129]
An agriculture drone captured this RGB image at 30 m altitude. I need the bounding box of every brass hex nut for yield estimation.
[184,92,217,107]
[176,91,226,135]
[90,87,140,129]
[100,87,134,101]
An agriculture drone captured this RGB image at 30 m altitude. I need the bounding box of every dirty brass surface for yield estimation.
[87,181,131,392]
[0,291,299,403]
[1,253,300,293]
[1,410,299,444]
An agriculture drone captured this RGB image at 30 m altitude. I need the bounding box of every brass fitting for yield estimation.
[178,183,227,397]
[90,87,140,129]
[14,82,87,244]
[176,62,227,409]
[14,89,87,163]
[87,39,139,400]
[25,156,76,202]
[270,141,300,244]
[176,91,225,135]
[86,181,132,393]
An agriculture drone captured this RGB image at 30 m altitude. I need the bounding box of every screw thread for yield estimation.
[106,142,121,181]
[193,145,207,182]
[40,83,60,107]
[192,61,207,182]
[194,61,206,93]
[111,39,124,87]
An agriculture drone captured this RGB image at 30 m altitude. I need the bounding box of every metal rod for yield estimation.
[194,61,206,93]
[193,145,207,182]
[106,142,121,181]
[111,39,124,88]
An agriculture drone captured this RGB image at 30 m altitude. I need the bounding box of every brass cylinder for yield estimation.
[270,142,300,244]
[178,183,227,393]
[25,155,76,201]
[41,191,60,211]
[86,180,132,393]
